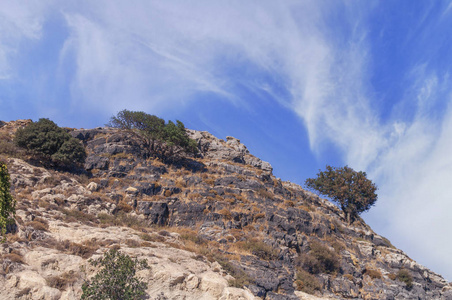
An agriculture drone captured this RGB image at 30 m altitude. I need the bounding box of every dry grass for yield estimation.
[218,208,232,220]
[234,238,278,261]
[25,219,49,232]
[363,268,382,279]
[204,178,215,186]
[46,239,99,259]
[139,233,165,243]
[61,209,98,225]
[116,201,133,213]
[46,270,78,290]
[344,274,354,281]
[2,253,24,264]
[253,213,265,222]
[295,268,322,294]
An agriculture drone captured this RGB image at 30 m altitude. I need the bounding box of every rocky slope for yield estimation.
[0,120,451,299]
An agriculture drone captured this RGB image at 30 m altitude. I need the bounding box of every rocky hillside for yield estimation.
[0,120,451,300]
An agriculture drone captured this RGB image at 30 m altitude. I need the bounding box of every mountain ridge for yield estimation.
[0,119,451,299]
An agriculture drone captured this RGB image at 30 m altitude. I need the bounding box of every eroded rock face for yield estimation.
[187,130,273,174]
[2,126,451,300]
[0,221,261,300]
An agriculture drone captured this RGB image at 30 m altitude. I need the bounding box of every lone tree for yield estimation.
[305,165,377,224]
[108,110,165,155]
[108,109,197,160]
[14,118,86,168]
[0,161,15,240]
[81,248,149,300]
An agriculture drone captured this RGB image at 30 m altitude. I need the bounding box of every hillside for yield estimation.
[0,120,451,300]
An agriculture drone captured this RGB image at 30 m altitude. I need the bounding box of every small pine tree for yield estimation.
[0,161,15,240]
[81,249,149,300]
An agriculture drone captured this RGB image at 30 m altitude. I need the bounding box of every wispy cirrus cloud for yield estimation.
[1,0,452,280]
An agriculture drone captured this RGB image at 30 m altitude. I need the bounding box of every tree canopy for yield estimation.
[0,161,15,240]
[81,248,149,299]
[305,165,377,224]
[108,109,197,159]
[14,118,86,167]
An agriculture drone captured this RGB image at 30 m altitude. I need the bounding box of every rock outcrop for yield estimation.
[0,121,451,300]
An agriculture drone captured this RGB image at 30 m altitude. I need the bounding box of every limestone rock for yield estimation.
[86,182,99,192]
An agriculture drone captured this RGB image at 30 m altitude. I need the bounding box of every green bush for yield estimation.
[0,161,15,240]
[14,118,86,167]
[81,249,149,299]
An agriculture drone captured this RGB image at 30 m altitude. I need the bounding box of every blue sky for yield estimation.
[1,1,452,280]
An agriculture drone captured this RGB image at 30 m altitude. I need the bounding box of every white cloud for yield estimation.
[0,1,50,79]
[2,0,452,280]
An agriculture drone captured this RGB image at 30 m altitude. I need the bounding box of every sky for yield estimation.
[1,0,452,280]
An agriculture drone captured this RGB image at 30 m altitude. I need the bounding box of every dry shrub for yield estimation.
[204,178,215,186]
[364,268,382,279]
[54,240,98,259]
[139,233,165,243]
[3,253,24,264]
[38,199,51,209]
[0,137,17,156]
[164,190,172,197]
[299,204,314,212]
[61,209,98,225]
[298,240,340,275]
[26,220,49,232]
[178,228,206,245]
[125,239,141,248]
[328,239,346,252]
[344,274,354,281]
[236,239,278,261]
[295,268,322,294]
[253,213,265,222]
[256,188,273,200]
[397,269,413,289]
[98,212,146,230]
[158,230,171,237]
[15,288,31,298]
[175,179,186,188]
[208,252,252,288]
[188,192,201,200]
[285,200,295,207]
[218,208,232,220]
[116,201,133,213]
[46,270,77,290]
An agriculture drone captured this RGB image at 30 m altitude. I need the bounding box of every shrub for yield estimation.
[295,268,322,294]
[46,271,77,290]
[363,268,382,279]
[397,269,413,289]
[14,118,86,167]
[25,220,49,232]
[108,110,197,160]
[0,161,15,240]
[209,252,252,288]
[299,240,340,274]
[237,239,278,261]
[305,165,377,224]
[81,249,149,300]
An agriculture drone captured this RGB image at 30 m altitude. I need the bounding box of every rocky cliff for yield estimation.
[0,121,451,300]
